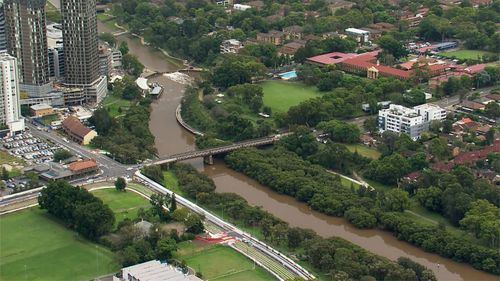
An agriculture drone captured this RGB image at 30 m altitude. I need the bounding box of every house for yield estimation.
[283,25,304,40]
[68,159,98,176]
[256,31,285,46]
[62,116,97,145]
[220,39,243,54]
[460,100,486,111]
[279,41,306,57]
[30,104,54,117]
[452,117,480,133]
[367,22,396,32]
[485,94,500,102]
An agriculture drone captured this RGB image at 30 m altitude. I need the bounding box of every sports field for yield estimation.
[177,242,274,281]
[0,208,119,281]
[438,49,493,60]
[91,188,150,226]
[261,80,321,113]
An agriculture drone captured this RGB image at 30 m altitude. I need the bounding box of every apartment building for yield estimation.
[378,104,428,140]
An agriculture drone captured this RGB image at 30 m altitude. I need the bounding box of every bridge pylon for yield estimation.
[203,155,214,165]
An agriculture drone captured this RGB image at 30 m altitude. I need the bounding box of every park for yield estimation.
[261,80,322,113]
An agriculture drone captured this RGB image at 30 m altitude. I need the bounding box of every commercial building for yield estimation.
[61,0,107,103]
[378,104,430,140]
[61,116,97,145]
[36,158,98,181]
[0,53,24,135]
[4,0,51,97]
[30,103,53,117]
[114,260,202,281]
[220,39,243,54]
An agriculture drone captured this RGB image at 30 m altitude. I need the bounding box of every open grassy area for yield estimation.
[0,151,25,166]
[101,94,132,117]
[0,208,119,281]
[40,114,59,126]
[162,171,186,196]
[261,80,322,113]
[176,242,274,281]
[344,144,381,160]
[91,188,149,226]
[438,49,493,60]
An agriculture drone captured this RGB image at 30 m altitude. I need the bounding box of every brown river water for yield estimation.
[98,22,498,281]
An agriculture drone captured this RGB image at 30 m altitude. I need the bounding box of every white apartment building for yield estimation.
[413,103,447,122]
[0,53,24,134]
[378,104,429,140]
[233,4,252,11]
[220,39,243,54]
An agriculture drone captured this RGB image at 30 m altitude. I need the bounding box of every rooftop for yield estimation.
[30,104,53,111]
[121,260,202,281]
[62,116,93,139]
[68,159,97,172]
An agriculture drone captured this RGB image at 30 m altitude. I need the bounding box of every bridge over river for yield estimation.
[152,133,290,166]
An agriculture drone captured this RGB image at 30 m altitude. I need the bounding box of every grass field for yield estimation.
[261,80,322,113]
[40,114,59,126]
[176,242,274,281]
[0,151,25,166]
[344,144,381,160]
[438,49,493,60]
[91,188,150,226]
[101,94,132,117]
[162,171,187,196]
[0,208,119,281]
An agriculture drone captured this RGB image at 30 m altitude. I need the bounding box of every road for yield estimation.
[134,171,315,280]
[25,123,136,179]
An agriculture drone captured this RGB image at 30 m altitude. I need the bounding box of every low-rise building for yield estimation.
[279,41,306,57]
[62,116,97,145]
[256,31,285,46]
[378,104,437,139]
[114,260,202,281]
[36,159,98,181]
[233,3,251,11]
[30,104,54,117]
[345,28,370,44]
[283,25,304,40]
[460,100,486,111]
[220,39,243,54]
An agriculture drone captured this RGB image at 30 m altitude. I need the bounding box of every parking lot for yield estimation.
[1,132,62,165]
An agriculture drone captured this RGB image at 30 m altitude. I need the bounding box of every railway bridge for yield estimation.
[152,134,289,167]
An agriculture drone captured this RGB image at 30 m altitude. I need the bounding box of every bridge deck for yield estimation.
[153,135,287,165]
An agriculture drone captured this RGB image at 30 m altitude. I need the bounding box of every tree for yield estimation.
[119,41,129,55]
[460,199,500,247]
[73,201,115,240]
[1,167,9,180]
[415,187,442,212]
[317,120,361,144]
[155,237,177,260]
[344,208,377,228]
[363,117,378,135]
[89,108,114,135]
[53,149,73,162]
[382,189,410,212]
[115,177,127,191]
[185,214,204,234]
[122,54,144,77]
[170,193,177,212]
[99,32,116,47]
[377,35,408,59]
[143,165,164,183]
[484,102,500,119]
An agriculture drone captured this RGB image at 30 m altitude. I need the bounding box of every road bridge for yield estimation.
[152,134,289,166]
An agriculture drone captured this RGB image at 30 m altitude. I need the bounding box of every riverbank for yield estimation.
[96,19,499,281]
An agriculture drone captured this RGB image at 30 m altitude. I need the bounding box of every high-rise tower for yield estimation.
[0,53,24,134]
[4,0,50,96]
[61,0,99,85]
[0,1,7,52]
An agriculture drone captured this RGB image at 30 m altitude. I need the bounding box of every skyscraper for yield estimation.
[4,0,50,96]
[0,1,7,52]
[61,0,99,85]
[0,53,24,134]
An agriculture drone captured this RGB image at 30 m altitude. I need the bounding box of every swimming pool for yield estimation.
[278,70,297,80]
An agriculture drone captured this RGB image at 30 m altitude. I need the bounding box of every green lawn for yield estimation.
[40,114,59,126]
[0,208,119,281]
[45,1,61,23]
[176,243,274,281]
[163,171,186,196]
[261,80,322,113]
[91,188,149,226]
[344,144,381,160]
[101,94,132,117]
[437,49,493,60]
[0,151,25,166]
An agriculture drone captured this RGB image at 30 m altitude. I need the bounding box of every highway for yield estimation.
[134,171,316,281]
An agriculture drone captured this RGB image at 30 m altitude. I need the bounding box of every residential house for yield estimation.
[460,100,486,111]
[246,0,265,10]
[279,41,306,57]
[283,25,304,40]
[256,31,285,46]
[220,39,243,54]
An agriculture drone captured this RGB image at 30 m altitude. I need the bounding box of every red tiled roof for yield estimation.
[461,100,485,110]
[306,52,358,65]
[486,94,500,101]
[62,116,92,139]
[69,159,97,172]
[464,64,485,74]
[431,140,500,172]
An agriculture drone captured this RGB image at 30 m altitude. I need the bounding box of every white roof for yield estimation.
[121,260,202,281]
[345,28,370,35]
[30,104,53,111]
[136,77,149,90]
